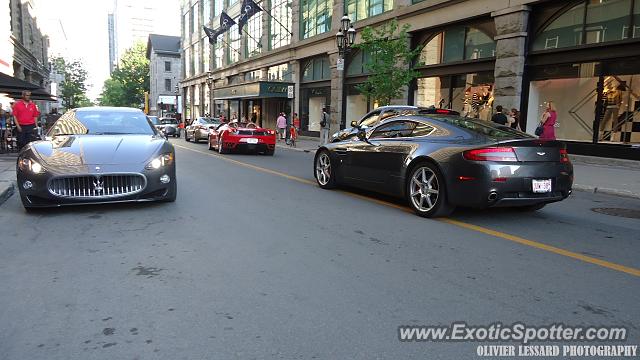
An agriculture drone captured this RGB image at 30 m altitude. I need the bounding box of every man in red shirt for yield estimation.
[12,90,40,149]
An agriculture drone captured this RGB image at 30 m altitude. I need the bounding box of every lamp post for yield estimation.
[336,14,356,58]
[336,14,356,129]
[174,84,179,116]
[206,72,214,117]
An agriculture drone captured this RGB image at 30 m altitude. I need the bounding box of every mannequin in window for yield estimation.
[471,92,480,118]
[601,83,622,139]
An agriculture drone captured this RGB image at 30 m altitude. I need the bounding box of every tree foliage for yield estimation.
[99,42,149,107]
[51,56,92,110]
[354,20,420,106]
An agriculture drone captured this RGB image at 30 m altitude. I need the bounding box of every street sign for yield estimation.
[337,58,345,71]
[287,85,294,99]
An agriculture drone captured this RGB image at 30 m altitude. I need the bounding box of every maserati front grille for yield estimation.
[48,174,146,198]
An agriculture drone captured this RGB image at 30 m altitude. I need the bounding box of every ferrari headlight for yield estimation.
[146,153,174,170]
[18,158,43,174]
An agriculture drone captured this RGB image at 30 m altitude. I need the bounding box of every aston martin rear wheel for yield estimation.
[315,151,336,189]
[406,162,454,218]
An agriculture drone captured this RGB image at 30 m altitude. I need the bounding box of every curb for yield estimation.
[275,144,316,153]
[573,184,640,200]
[0,181,15,206]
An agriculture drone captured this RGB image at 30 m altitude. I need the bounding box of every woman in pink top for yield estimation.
[539,101,557,140]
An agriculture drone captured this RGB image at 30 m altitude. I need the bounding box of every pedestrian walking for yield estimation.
[320,107,330,145]
[276,112,287,142]
[510,108,521,130]
[12,90,40,149]
[490,105,508,126]
[537,101,557,140]
[0,108,8,150]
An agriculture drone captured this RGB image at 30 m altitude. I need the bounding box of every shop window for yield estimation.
[202,38,210,73]
[300,0,333,39]
[419,25,495,66]
[533,0,639,51]
[214,0,223,17]
[635,1,640,38]
[268,64,292,81]
[246,12,262,58]
[302,57,331,81]
[346,0,393,22]
[270,0,292,49]
[415,72,495,119]
[228,24,240,64]
[212,41,223,69]
[346,50,372,76]
[245,70,262,81]
[203,0,211,26]
[464,27,496,60]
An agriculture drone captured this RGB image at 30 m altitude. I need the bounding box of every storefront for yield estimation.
[299,56,331,136]
[409,18,497,119]
[526,0,640,158]
[213,81,293,128]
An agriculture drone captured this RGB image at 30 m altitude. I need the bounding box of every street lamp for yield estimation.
[206,72,214,117]
[336,14,356,57]
[174,84,179,116]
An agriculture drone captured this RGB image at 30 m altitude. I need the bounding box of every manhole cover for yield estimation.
[591,208,640,219]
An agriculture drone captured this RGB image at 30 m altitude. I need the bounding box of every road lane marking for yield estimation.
[174,143,640,278]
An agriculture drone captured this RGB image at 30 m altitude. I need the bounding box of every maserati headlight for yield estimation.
[146,153,174,170]
[18,158,43,174]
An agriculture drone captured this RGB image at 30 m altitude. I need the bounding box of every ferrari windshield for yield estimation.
[48,109,156,136]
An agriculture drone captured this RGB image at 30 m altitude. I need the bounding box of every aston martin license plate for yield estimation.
[246,138,258,144]
[532,179,552,193]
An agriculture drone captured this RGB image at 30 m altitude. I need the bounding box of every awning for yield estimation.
[1,87,57,101]
[214,81,294,100]
[0,72,41,91]
[158,95,177,105]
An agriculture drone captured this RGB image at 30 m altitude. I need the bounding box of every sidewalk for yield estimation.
[0,154,17,206]
[276,138,640,200]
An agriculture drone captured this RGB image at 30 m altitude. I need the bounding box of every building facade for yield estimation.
[180,0,640,159]
[1,0,51,112]
[146,34,183,116]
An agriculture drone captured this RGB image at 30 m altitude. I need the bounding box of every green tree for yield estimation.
[99,42,149,107]
[354,19,420,106]
[51,56,92,110]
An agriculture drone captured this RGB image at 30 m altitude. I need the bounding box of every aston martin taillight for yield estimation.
[463,147,518,162]
[559,149,570,163]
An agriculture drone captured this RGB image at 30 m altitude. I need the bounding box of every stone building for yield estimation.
[1,0,52,112]
[146,34,182,116]
[180,0,640,159]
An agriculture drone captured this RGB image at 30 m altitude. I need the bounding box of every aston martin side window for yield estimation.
[359,110,381,128]
[370,121,417,139]
[411,122,436,137]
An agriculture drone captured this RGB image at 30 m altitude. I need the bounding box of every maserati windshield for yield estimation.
[48,110,156,136]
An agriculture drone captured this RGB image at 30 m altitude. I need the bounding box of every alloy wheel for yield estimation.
[409,167,440,212]
[315,153,331,186]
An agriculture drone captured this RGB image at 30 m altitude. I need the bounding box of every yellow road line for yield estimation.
[175,143,640,278]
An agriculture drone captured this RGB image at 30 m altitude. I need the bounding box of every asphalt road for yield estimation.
[0,138,639,359]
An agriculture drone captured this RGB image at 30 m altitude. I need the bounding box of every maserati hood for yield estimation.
[31,135,165,167]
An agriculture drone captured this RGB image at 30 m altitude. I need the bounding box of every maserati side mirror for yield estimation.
[356,129,367,141]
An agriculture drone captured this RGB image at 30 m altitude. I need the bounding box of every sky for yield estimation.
[37,0,181,101]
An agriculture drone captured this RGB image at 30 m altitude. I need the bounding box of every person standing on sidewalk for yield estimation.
[320,107,330,145]
[490,105,508,125]
[276,112,287,142]
[538,101,557,140]
[12,90,40,149]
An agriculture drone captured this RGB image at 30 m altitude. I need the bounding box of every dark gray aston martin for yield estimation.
[314,109,573,218]
[17,107,177,210]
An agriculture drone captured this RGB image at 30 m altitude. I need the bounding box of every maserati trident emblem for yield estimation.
[536,152,546,156]
[93,176,104,193]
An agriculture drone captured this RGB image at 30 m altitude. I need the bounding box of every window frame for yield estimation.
[369,120,418,139]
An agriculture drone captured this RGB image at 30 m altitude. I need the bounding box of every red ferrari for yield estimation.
[208,122,277,155]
